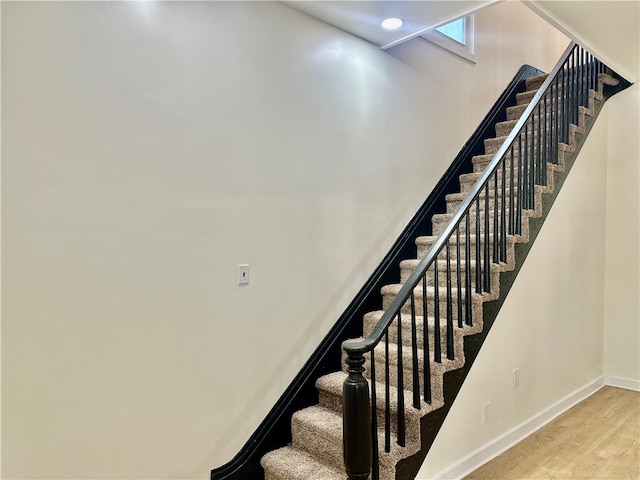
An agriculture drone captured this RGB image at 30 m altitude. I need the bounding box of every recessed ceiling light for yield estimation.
[381,17,404,30]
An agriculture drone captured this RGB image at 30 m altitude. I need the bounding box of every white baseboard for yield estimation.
[426,376,606,480]
[605,375,640,392]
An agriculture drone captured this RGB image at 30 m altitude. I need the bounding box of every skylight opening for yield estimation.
[421,14,476,64]
[436,17,466,46]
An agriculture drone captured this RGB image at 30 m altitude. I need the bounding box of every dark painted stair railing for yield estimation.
[342,42,631,480]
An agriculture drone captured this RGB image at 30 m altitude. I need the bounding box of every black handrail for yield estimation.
[341,42,620,479]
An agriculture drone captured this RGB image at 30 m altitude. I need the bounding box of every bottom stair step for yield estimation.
[292,405,422,478]
[292,406,347,472]
[261,446,346,480]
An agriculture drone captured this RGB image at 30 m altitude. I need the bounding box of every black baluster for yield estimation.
[465,212,473,327]
[396,311,405,448]
[422,274,431,404]
[543,92,548,186]
[523,121,529,210]
[500,156,507,263]
[509,147,515,235]
[384,332,390,453]
[456,225,463,328]
[529,119,535,209]
[575,49,579,123]
[475,196,481,292]
[580,48,584,111]
[446,240,454,360]
[537,102,542,186]
[590,53,595,92]
[433,256,441,363]
[564,61,569,142]
[560,65,565,144]
[483,183,490,293]
[493,164,499,264]
[552,77,558,164]
[410,294,420,409]
[516,134,523,234]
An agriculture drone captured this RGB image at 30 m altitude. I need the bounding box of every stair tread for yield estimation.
[261,446,346,480]
[400,257,483,268]
[381,282,470,295]
[432,208,518,221]
[363,310,467,329]
[417,233,498,244]
[446,189,515,201]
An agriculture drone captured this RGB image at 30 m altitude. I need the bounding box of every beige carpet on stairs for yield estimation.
[260,72,617,480]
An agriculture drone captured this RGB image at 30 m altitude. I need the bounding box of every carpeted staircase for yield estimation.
[259,69,621,480]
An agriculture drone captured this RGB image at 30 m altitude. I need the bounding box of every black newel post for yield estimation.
[343,349,372,480]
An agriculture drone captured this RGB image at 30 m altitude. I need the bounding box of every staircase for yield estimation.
[212,43,631,480]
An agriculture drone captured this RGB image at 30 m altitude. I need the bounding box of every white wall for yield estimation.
[2,1,567,479]
[603,84,640,387]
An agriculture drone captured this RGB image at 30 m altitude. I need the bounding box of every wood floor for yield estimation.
[464,386,640,480]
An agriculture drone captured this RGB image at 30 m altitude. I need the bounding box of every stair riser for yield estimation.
[473,157,558,174]
[525,75,547,90]
[495,112,559,137]
[496,120,518,137]
[516,90,537,105]
[507,101,553,122]
[432,212,533,237]
[363,315,464,353]
[414,244,517,272]
[446,194,520,213]
[291,421,346,473]
[382,291,486,323]
[506,104,529,121]
[459,171,524,192]
[470,152,555,174]
[365,352,450,401]
[433,209,532,236]
[459,166,555,194]
[484,135,557,156]
[400,260,512,286]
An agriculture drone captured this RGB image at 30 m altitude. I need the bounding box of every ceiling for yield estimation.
[284,0,639,82]
[283,1,497,50]
[525,1,639,82]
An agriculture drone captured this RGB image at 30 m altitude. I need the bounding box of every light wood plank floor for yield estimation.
[464,386,640,479]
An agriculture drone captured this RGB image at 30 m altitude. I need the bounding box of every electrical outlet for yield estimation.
[513,368,520,388]
[238,264,250,285]
[484,402,491,423]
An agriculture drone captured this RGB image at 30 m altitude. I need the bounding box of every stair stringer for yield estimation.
[393,77,631,480]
